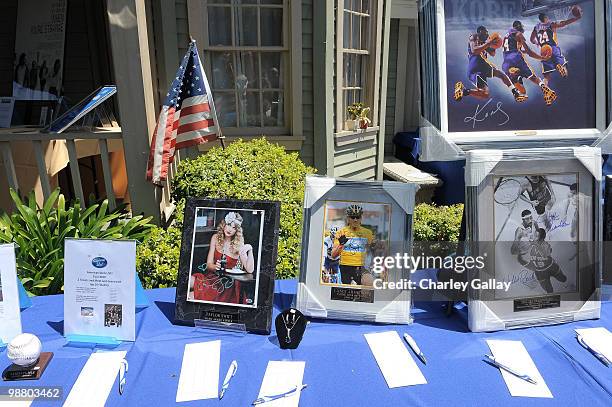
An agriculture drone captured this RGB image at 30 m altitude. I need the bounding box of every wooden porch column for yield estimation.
[107,0,160,222]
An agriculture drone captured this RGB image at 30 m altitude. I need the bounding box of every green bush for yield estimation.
[413,203,464,242]
[0,189,154,295]
[136,224,181,289]
[170,138,316,280]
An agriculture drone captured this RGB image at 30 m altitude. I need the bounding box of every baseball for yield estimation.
[7,333,42,367]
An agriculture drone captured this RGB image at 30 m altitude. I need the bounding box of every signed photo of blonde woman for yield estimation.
[186,208,264,308]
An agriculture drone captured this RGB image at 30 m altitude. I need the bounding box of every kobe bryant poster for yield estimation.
[444,0,596,132]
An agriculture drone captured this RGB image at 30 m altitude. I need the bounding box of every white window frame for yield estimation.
[187,0,302,138]
[335,0,383,134]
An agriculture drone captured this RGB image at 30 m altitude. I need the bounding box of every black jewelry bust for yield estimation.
[274,308,307,349]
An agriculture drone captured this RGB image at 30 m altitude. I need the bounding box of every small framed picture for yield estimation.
[296,176,417,324]
[465,147,602,331]
[174,198,280,334]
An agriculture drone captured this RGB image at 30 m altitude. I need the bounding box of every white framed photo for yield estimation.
[465,147,602,331]
[418,0,606,159]
[0,243,22,344]
[296,176,418,324]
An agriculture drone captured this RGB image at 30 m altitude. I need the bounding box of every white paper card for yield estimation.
[257,361,306,407]
[0,243,22,344]
[575,327,612,363]
[486,340,552,398]
[64,351,127,407]
[364,331,427,388]
[64,239,136,341]
[176,341,221,402]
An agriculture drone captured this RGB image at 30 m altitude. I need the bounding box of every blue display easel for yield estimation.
[135,273,150,308]
[65,334,121,346]
[18,276,32,310]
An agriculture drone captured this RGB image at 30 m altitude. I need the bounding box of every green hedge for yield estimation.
[413,203,463,242]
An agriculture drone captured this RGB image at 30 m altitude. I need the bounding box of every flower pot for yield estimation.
[345,119,359,131]
[359,119,369,129]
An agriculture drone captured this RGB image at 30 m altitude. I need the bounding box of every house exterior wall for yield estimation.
[384,19,399,157]
[172,0,314,167]
[309,0,392,180]
[169,0,391,176]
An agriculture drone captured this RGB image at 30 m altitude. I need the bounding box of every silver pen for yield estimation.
[252,384,307,405]
[219,360,238,399]
[403,333,427,365]
[484,354,537,384]
[576,334,611,366]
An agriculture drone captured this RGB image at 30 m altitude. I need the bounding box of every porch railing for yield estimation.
[0,126,122,210]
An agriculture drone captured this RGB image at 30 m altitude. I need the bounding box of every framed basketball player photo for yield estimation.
[296,176,418,324]
[174,198,281,334]
[465,147,602,332]
[417,0,606,156]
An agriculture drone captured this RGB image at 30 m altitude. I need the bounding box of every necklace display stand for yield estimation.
[275,308,307,349]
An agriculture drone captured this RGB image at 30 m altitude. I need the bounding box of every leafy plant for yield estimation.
[136,200,183,289]
[413,203,464,242]
[136,224,181,289]
[171,138,316,279]
[0,189,155,295]
[346,102,366,120]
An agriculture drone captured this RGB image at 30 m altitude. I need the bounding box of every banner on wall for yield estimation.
[445,0,596,132]
[13,0,67,101]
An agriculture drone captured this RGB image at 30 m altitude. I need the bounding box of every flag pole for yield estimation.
[191,37,225,150]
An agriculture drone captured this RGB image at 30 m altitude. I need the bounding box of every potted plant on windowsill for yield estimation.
[346,102,365,131]
[358,107,371,129]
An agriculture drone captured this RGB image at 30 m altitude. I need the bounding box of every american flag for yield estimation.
[146,41,220,184]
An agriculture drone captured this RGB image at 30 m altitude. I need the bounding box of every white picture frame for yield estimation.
[0,243,22,344]
[418,0,607,160]
[296,176,417,324]
[465,146,602,331]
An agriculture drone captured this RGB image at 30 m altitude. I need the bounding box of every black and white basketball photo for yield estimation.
[493,173,578,299]
[104,304,123,327]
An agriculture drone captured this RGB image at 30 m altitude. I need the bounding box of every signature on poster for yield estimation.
[503,269,538,288]
[547,212,570,233]
[464,99,510,128]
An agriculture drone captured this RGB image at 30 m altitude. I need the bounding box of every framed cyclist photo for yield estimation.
[465,147,602,332]
[174,198,281,334]
[296,176,418,324]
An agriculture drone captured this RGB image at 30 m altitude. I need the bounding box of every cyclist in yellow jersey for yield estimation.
[332,204,376,285]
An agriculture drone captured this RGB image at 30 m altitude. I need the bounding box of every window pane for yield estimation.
[261,53,282,88]
[214,92,237,127]
[343,54,366,89]
[343,12,350,48]
[235,7,258,46]
[209,0,231,3]
[352,13,360,49]
[344,0,351,9]
[261,8,283,46]
[263,91,284,126]
[261,0,283,4]
[352,0,361,11]
[235,52,259,89]
[343,54,351,87]
[236,0,257,4]
[361,16,369,50]
[211,52,235,89]
[208,7,232,46]
[362,0,370,13]
[237,92,261,126]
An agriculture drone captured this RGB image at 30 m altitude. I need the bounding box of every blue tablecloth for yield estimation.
[3,280,611,406]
